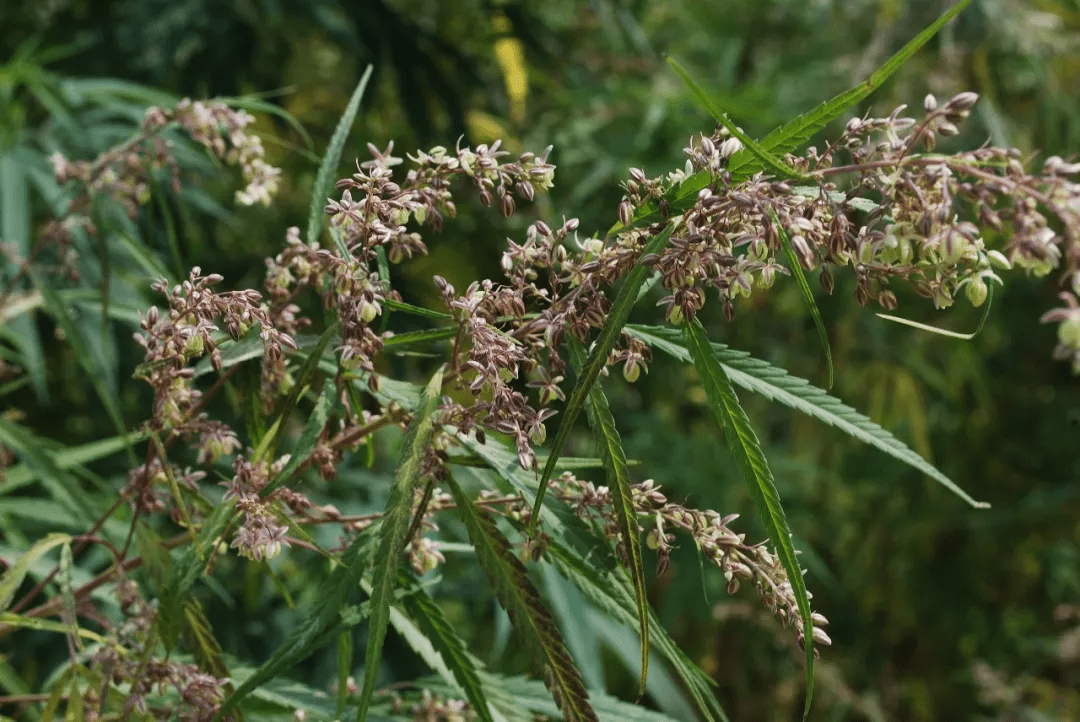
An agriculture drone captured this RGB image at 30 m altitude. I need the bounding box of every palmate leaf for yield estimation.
[0,533,71,613]
[626,324,988,508]
[306,65,375,257]
[529,222,676,529]
[569,340,649,697]
[447,475,599,722]
[682,318,815,718]
[357,366,445,722]
[615,0,973,234]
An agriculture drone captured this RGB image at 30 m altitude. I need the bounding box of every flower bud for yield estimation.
[965,276,988,307]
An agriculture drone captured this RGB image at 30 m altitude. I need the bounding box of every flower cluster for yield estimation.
[146,99,282,206]
[547,473,831,653]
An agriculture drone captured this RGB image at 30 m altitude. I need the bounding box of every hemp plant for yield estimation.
[1,1,1078,721]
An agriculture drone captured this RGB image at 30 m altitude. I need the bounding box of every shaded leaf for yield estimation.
[306,65,375,257]
[447,476,598,722]
[569,339,648,696]
[769,208,833,388]
[0,532,71,612]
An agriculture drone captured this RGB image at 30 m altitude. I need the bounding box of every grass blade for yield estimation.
[682,317,815,718]
[306,64,375,256]
[356,366,445,721]
[447,475,599,722]
[569,340,649,696]
[529,222,675,530]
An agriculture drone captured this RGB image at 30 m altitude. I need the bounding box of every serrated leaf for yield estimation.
[626,324,988,508]
[666,57,805,181]
[731,0,973,177]
[182,598,230,679]
[254,322,338,465]
[569,340,648,697]
[306,65,374,256]
[394,576,501,722]
[769,208,833,388]
[0,533,71,612]
[545,537,727,722]
[447,475,598,722]
[682,318,815,718]
[530,223,676,529]
[159,501,235,649]
[616,0,973,233]
[216,534,378,721]
[263,381,337,496]
[357,366,446,721]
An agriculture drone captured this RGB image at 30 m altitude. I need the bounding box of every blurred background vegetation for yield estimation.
[2,1,1079,720]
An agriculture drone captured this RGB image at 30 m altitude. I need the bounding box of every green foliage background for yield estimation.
[2,1,1079,720]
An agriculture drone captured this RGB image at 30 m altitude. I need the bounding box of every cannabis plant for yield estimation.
[2,1,1078,720]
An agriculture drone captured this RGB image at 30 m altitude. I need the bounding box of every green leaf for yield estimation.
[545,537,727,722]
[0,416,95,527]
[383,326,458,350]
[666,56,806,182]
[254,322,338,464]
[627,324,988,508]
[216,535,377,720]
[395,576,501,722]
[569,340,649,697]
[0,532,71,612]
[357,366,446,721]
[769,208,833,388]
[682,318,815,718]
[530,222,676,529]
[731,0,974,177]
[617,0,973,232]
[263,381,338,496]
[384,298,454,320]
[0,430,148,495]
[447,476,599,722]
[28,266,135,465]
[876,283,994,339]
[306,65,375,256]
[158,501,236,649]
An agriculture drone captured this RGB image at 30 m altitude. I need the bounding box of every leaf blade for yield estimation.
[682,318,815,718]
[530,223,676,529]
[569,340,649,697]
[448,475,598,722]
[627,324,988,508]
[306,65,375,256]
[356,366,445,721]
